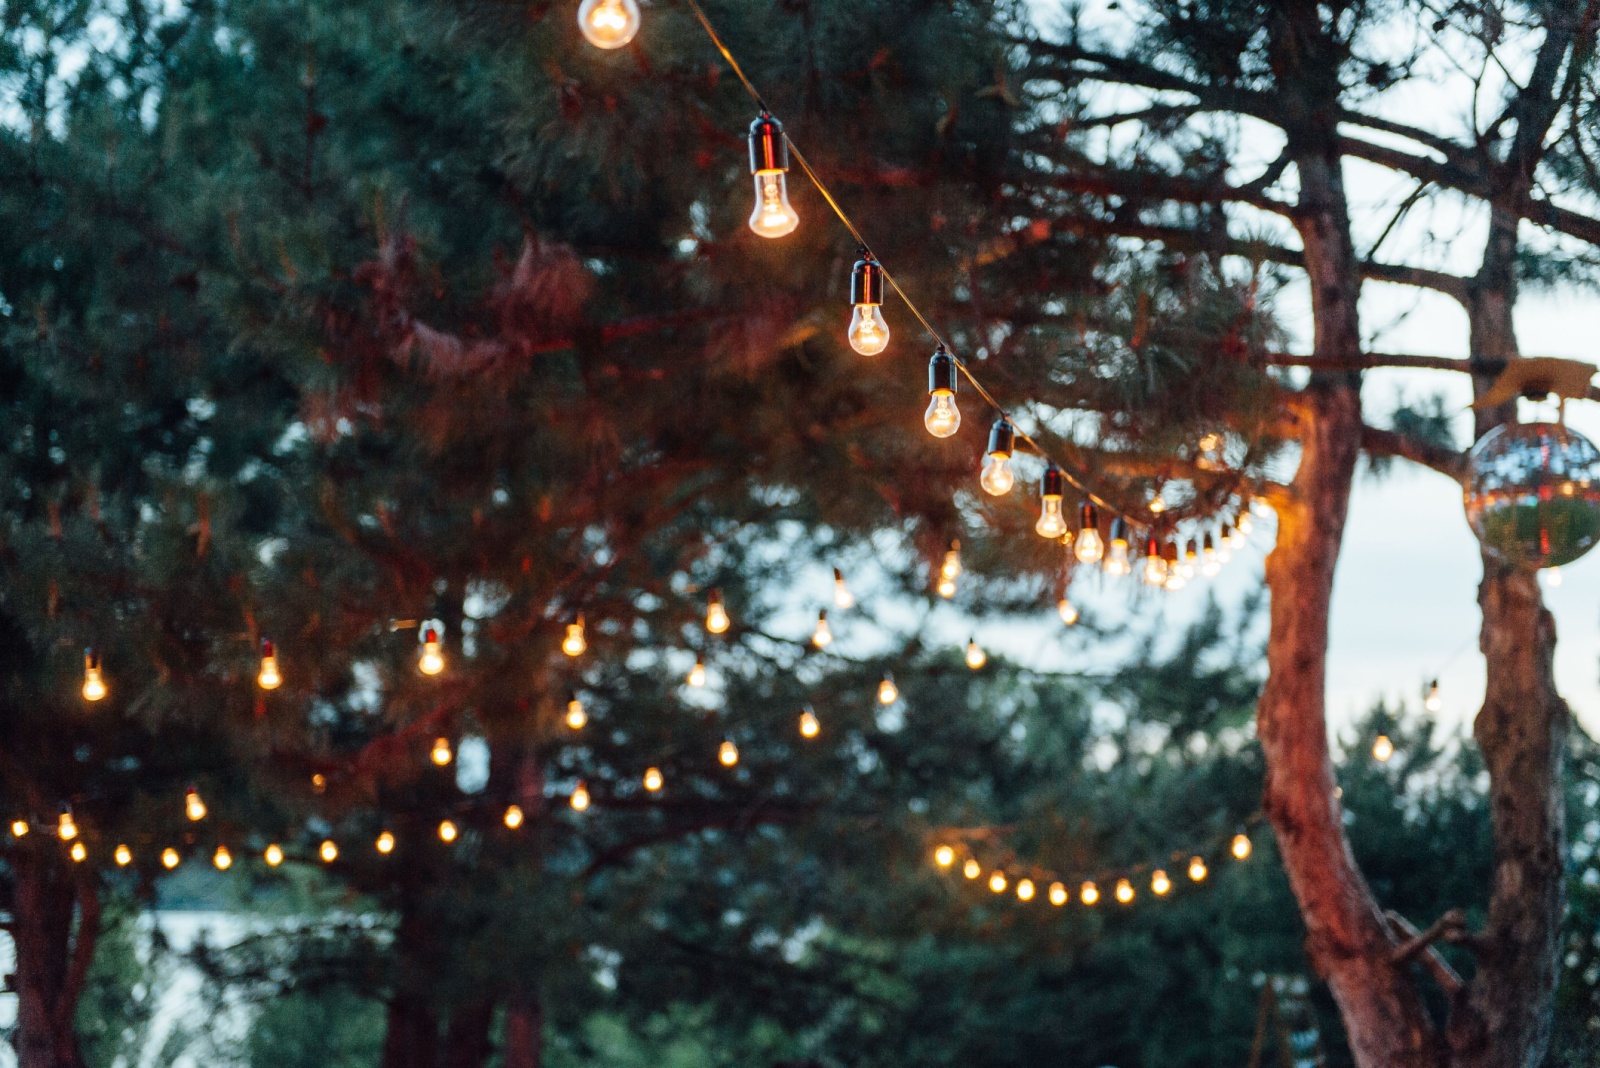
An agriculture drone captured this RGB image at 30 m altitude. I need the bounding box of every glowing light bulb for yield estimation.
[705,591,730,634]
[1232,834,1252,861]
[934,845,955,868]
[687,659,707,687]
[1049,881,1068,906]
[431,738,453,766]
[877,675,899,705]
[937,576,957,599]
[214,846,232,871]
[1017,878,1036,902]
[1058,598,1079,626]
[1373,734,1395,762]
[1237,512,1255,536]
[1188,856,1208,882]
[70,841,86,863]
[980,420,1016,496]
[162,848,180,870]
[257,640,282,690]
[1149,488,1167,515]
[1180,539,1199,580]
[311,774,327,794]
[833,568,855,609]
[940,543,962,581]
[1081,881,1099,906]
[799,706,821,738]
[1425,680,1443,713]
[58,811,77,840]
[718,740,740,767]
[812,610,833,649]
[963,858,981,880]
[81,649,106,702]
[376,831,395,854]
[320,840,338,863]
[562,617,587,657]
[748,115,798,238]
[989,871,1008,894]
[1037,465,1069,539]
[576,0,640,49]
[566,699,588,730]
[1152,870,1171,896]
[1251,498,1273,518]
[571,782,592,810]
[923,347,961,436]
[1143,535,1169,586]
[1074,502,1104,562]
[1201,533,1222,577]
[643,767,664,792]
[264,844,284,867]
[1226,521,1247,550]
[114,844,131,866]
[10,819,27,837]
[418,627,445,675]
[504,805,525,830]
[1116,878,1135,904]
[439,820,459,842]
[1545,567,1564,588]
[1104,518,1130,576]
[965,639,987,670]
[185,788,207,822]
[847,256,891,355]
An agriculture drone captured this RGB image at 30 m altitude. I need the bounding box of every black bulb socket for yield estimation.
[987,419,1015,459]
[928,349,958,395]
[1109,516,1128,545]
[1080,500,1099,531]
[851,256,885,307]
[1041,465,1065,500]
[749,114,788,175]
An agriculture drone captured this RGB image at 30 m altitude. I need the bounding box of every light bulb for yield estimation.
[833,569,855,609]
[937,576,957,599]
[264,844,284,867]
[1545,566,1564,588]
[1188,856,1207,882]
[10,819,28,837]
[718,740,740,767]
[1074,502,1103,563]
[214,846,232,871]
[1017,878,1036,902]
[1226,521,1248,550]
[1081,881,1099,906]
[877,675,898,705]
[940,543,962,580]
[687,659,707,687]
[799,706,821,738]
[82,649,107,702]
[185,788,207,822]
[934,845,955,868]
[965,639,987,670]
[749,171,800,238]
[1425,680,1442,713]
[431,738,453,766]
[376,831,395,854]
[70,842,86,863]
[1180,539,1198,580]
[1237,512,1255,535]
[257,640,282,690]
[705,591,730,634]
[1116,878,1135,904]
[963,858,981,880]
[1049,881,1068,906]
[572,783,592,810]
[576,0,640,49]
[1036,499,1068,540]
[1232,834,1252,861]
[418,627,445,675]
[562,617,587,657]
[1152,870,1171,896]
[980,420,1017,496]
[161,847,181,869]
[1201,533,1221,577]
[643,767,664,792]
[566,699,588,730]
[812,611,833,649]
[1058,598,1079,626]
[1143,536,1169,586]
[923,347,960,436]
[504,805,525,830]
[1252,498,1274,518]
[989,871,1008,894]
[58,812,77,841]
[1373,735,1395,762]
[320,840,338,863]
[1104,518,1130,576]
[114,844,132,866]
[438,820,459,842]
[848,305,891,357]
[1149,488,1167,514]
[1164,566,1188,592]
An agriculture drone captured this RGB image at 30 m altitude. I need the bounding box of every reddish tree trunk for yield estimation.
[9,848,94,1068]
[502,987,544,1068]
[441,999,495,1068]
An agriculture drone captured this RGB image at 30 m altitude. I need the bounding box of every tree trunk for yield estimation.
[441,999,495,1068]
[380,898,440,1068]
[9,848,93,1068]
[502,987,544,1068]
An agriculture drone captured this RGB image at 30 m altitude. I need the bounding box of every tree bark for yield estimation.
[380,898,440,1068]
[441,999,495,1068]
[9,848,92,1068]
[502,986,544,1068]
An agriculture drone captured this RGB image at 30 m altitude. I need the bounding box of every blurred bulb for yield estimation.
[419,628,445,675]
[311,773,327,794]
[988,871,1008,894]
[214,846,232,871]
[688,659,707,687]
[1237,513,1255,535]
[431,738,453,766]
[1201,535,1222,577]
[1058,598,1079,626]
[877,676,898,704]
[934,845,955,868]
[1049,881,1068,906]
[718,740,740,767]
[965,639,987,670]
[577,0,640,49]
[1164,569,1188,592]
[963,858,981,880]
[162,848,180,870]
[1017,878,1036,902]
[376,832,395,854]
[571,783,592,810]
[1081,882,1099,906]
[833,569,855,609]
[562,619,587,657]
[940,545,962,581]
[1373,735,1395,762]
[1545,567,1564,588]
[114,844,132,866]
[1251,498,1273,518]
[799,707,821,738]
[1232,834,1252,861]
[70,841,87,863]
[82,651,107,702]
[1152,870,1171,896]
[812,611,833,649]
[643,767,664,792]
[58,812,77,840]
[1425,680,1442,713]
[439,820,459,842]
[1036,498,1068,540]
[924,390,961,438]
[320,840,339,863]
[257,641,282,690]
[185,789,207,822]
[10,819,28,837]
[264,844,284,867]
[566,699,587,730]
[504,805,525,830]
[749,172,800,238]
[849,304,891,357]
[1116,878,1135,904]
[980,453,1015,496]
[1149,489,1167,514]
[937,576,957,599]
[1074,526,1104,564]
[705,593,730,635]
[1104,538,1130,576]
[1188,856,1208,882]
[1226,522,1248,549]
[1144,552,1169,587]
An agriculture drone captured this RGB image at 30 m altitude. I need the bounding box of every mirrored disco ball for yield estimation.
[1465,422,1600,568]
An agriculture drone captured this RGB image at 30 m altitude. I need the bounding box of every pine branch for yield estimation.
[1359,424,1467,481]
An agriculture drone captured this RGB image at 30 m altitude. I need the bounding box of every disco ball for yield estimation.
[1464,422,1600,569]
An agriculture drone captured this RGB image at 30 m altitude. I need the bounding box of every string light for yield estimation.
[1188,856,1208,882]
[257,640,282,690]
[877,673,899,705]
[82,649,107,702]
[1163,543,1188,591]
[213,846,232,871]
[264,844,284,867]
[562,615,587,657]
[1237,511,1254,536]
[643,767,664,792]
[924,348,961,437]
[161,848,180,869]
[934,844,955,868]
[1373,734,1395,762]
[1036,466,1069,539]
[848,253,890,356]
[1104,518,1131,576]
[718,740,740,767]
[687,658,707,687]
[1181,539,1199,580]
[320,840,339,862]
[812,610,833,649]
[1201,534,1222,577]
[1149,486,1168,514]
[747,114,799,238]
[439,820,459,842]
[989,871,1008,894]
[419,626,445,676]
[1143,533,1169,586]
[431,738,453,766]
[980,420,1017,496]
[799,705,821,738]
[57,810,77,841]
[965,638,987,670]
[705,590,731,634]
[1115,878,1135,904]
[1226,521,1248,550]
[10,819,28,838]
[376,831,396,854]
[1081,881,1099,906]
[566,698,588,730]
[504,805,525,830]
[937,573,958,599]
[571,782,592,810]
[937,541,960,598]
[114,844,132,866]
[1058,598,1080,626]
[1017,878,1036,902]
[1231,834,1252,861]
[1152,869,1171,896]
[577,0,640,49]
[833,568,855,609]
[312,773,327,794]
[1545,567,1564,589]
[185,787,207,822]
[1049,881,1068,906]
[1074,502,1104,563]
[70,841,87,863]
[1425,679,1443,713]
[963,858,981,880]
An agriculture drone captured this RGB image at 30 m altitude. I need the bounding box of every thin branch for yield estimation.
[1386,909,1465,995]
[1360,424,1468,481]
